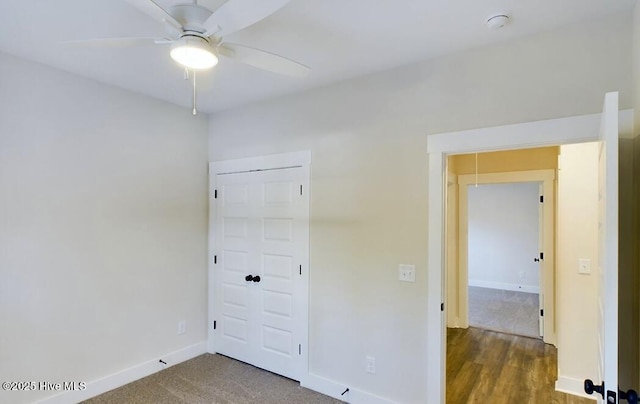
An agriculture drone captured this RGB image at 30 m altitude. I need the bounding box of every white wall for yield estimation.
[468,183,540,293]
[209,14,631,403]
[555,143,599,394]
[0,52,209,403]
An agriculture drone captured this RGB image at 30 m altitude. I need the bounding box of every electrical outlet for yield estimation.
[178,320,186,335]
[366,356,376,374]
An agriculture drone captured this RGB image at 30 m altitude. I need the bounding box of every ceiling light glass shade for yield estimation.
[170,37,218,69]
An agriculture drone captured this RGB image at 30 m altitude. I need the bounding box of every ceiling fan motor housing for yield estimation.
[170,4,214,34]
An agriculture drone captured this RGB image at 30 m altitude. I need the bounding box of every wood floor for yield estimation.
[447,327,595,404]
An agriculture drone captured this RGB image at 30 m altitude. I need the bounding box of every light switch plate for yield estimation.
[578,258,591,274]
[398,264,416,282]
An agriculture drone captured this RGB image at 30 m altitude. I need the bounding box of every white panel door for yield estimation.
[586,92,619,403]
[214,171,254,367]
[214,166,308,381]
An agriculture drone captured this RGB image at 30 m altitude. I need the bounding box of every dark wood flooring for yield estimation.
[447,327,595,404]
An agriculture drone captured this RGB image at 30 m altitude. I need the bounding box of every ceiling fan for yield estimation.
[68,0,311,114]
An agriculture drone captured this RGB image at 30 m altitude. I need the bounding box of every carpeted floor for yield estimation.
[468,286,540,339]
[84,354,344,404]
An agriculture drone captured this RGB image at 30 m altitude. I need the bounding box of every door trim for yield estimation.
[207,151,311,382]
[455,169,556,345]
[426,108,632,403]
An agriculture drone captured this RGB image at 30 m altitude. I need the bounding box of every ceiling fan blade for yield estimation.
[123,0,183,36]
[62,37,172,48]
[219,43,310,77]
[203,0,292,37]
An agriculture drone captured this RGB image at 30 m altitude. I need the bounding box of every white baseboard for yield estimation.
[555,376,596,401]
[468,279,540,294]
[38,341,208,404]
[301,373,397,404]
[38,343,396,404]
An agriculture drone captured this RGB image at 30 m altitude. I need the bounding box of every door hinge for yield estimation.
[441,303,444,311]
[213,321,217,330]
[539,195,544,203]
[540,309,544,316]
[539,252,544,261]
[299,265,302,275]
[300,185,303,196]
[214,189,218,199]
[214,255,217,264]
[298,344,301,355]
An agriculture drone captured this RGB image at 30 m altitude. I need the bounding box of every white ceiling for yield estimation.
[0,0,634,114]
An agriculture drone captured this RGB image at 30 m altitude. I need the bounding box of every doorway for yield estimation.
[426,103,632,402]
[445,150,556,345]
[466,181,542,339]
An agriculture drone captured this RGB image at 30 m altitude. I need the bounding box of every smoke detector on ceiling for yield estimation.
[486,14,510,30]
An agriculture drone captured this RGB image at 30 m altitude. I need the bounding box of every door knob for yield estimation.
[245,275,254,282]
[534,258,540,262]
[584,379,605,399]
[620,389,638,404]
[252,275,261,283]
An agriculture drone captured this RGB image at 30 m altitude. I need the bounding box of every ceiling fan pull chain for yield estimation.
[192,68,198,116]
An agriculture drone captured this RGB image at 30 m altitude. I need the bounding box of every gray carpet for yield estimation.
[84,354,344,404]
[468,286,540,339]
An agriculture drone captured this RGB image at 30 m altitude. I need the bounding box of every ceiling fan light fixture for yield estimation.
[170,36,218,69]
